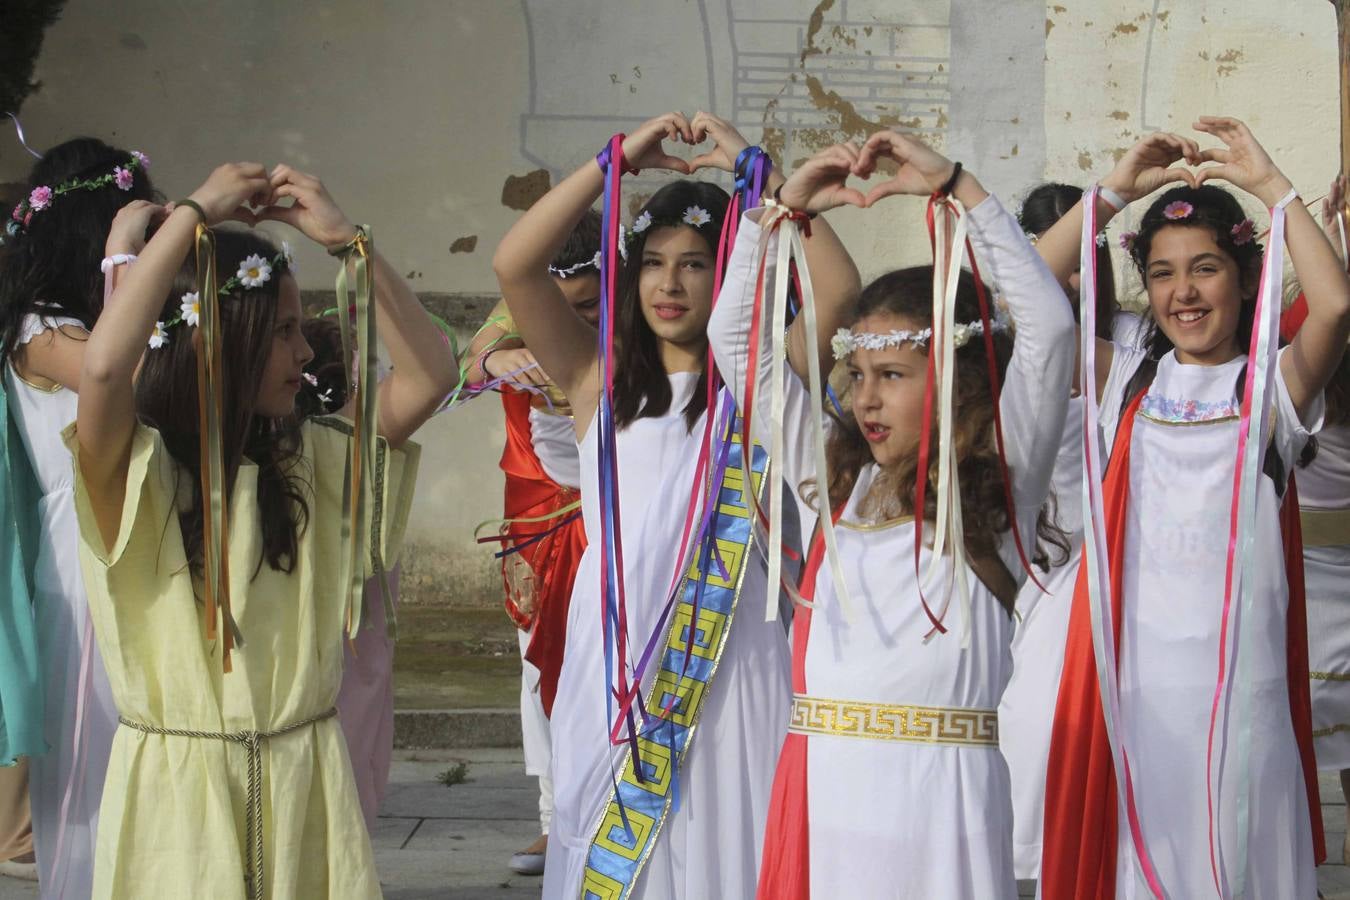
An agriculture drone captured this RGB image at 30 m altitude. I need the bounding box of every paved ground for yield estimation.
[4,756,1350,898]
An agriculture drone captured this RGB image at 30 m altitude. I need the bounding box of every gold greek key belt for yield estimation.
[119,707,337,900]
[789,694,999,747]
[1301,507,1350,548]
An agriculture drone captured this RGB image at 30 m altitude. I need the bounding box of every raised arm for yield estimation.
[461,299,551,389]
[1035,132,1204,396]
[963,185,1077,519]
[492,113,694,424]
[1192,116,1350,419]
[685,112,865,381]
[261,165,459,449]
[79,163,270,548]
[14,199,167,393]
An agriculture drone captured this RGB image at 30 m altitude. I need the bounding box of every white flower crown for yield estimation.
[830,309,1012,360]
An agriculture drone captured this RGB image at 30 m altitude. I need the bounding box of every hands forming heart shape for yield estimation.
[620,111,1293,220]
[180,162,360,250]
[1099,116,1292,209]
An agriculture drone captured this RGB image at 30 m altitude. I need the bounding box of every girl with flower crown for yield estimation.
[1033,119,1350,898]
[64,161,455,899]
[0,137,157,898]
[492,111,860,897]
[709,128,1075,898]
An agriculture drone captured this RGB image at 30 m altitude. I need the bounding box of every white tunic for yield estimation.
[710,195,1075,899]
[518,406,577,822]
[543,374,792,898]
[1297,423,1350,770]
[1000,312,1144,880]
[5,314,117,900]
[1098,346,1319,899]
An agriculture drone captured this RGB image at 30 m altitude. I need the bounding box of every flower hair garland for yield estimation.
[830,308,1012,360]
[148,243,291,348]
[5,150,149,242]
[548,250,602,279]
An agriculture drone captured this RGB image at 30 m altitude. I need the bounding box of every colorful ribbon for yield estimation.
[740,199,852,622]
[1205,189,1291,897]
[1077,185,1166,897]
[329,226,393,640]
[5,113,42,159]
[192,224,241,672]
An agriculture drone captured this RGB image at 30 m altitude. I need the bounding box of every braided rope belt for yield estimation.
[118,707,337,900]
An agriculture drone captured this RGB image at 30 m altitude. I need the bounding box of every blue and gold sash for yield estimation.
[580,431,768,899]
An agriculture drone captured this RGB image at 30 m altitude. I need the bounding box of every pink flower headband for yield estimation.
[5,151,149,242]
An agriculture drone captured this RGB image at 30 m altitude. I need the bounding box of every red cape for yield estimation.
[1041,393,1324,899]
[499,388,587,717]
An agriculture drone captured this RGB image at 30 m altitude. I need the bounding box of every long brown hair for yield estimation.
[612,180,729,431]
[816,267,1069,607]
[135,228,310,576]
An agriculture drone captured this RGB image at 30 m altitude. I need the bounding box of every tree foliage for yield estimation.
[0,0,67,115]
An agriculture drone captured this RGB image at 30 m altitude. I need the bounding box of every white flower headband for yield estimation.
[149,243,293,348]
[548,251,602,279]
[830,309,1012,360]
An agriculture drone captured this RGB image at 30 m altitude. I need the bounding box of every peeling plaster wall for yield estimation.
[1,0,1338,604]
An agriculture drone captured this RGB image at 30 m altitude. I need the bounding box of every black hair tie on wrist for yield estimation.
[937,162,963,198]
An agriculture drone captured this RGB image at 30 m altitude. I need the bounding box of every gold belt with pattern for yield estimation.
[119,707,337,900]
[789,694,999,747]
[1301,507,1350,548]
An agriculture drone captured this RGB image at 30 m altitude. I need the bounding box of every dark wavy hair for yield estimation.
[1120,184,1264,406]
[555,208,602,272]
[0,137,157,368]
[818,267,1069,608]
[1018,182,1117,340]
[612,179,729,431]
[135,228,310,577]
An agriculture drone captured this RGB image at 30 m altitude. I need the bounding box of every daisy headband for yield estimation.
[5,151,149,243]
[830,309,1012,360]
[148,242,294,349]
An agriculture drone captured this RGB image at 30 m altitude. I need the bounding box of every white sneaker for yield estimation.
[508,850,546,876]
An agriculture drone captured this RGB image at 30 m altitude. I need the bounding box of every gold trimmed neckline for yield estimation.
[8,364,63,394]
[835,513,916,532]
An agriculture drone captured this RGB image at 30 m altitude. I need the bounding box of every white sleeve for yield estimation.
[1273,345,1324,468]
[708,211,823,539]
[965,194,1077,542]
[17,313,86,346]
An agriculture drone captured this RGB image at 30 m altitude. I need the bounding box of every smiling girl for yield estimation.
[710,130,1075,898]
[1036,118,1350,898]
[492,111,859,897]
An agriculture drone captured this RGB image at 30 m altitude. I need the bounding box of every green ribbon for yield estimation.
[329,226,394,639]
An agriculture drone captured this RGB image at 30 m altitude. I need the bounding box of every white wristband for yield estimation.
[1273,187,1299,211]
[100,254,137,274]
[1096,186,1127,213]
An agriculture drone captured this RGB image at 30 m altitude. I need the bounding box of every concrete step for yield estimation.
[395,709,522,750]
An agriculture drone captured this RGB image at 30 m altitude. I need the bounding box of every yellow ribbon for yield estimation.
[329,227,393,640]
[193,224,241,672]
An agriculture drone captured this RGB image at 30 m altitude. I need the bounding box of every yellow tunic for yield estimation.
[62,417,419,900]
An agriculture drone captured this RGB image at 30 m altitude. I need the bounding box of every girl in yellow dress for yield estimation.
[63,162,457,899]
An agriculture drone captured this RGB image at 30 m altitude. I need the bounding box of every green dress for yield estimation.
[63,416,419,899]
[0,376,45,764]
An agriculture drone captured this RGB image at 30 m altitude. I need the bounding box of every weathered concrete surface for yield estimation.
[395,709,523,752]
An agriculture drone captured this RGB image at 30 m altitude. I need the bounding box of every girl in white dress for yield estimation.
[0,138,157,899]
[1037,119,1350,899]
[711,130,1075,899]
[492,111,859,898]
[998,182,1143,881]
